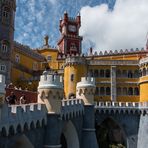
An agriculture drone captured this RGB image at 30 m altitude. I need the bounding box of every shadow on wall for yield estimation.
[12,135,34,148]
[96,117,127,148]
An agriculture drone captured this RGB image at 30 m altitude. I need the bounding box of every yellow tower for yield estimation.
[64,56,87,99]
[139,57,148,102]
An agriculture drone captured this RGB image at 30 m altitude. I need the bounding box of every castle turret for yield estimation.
[38,71,63,114]
[38,71,63,148]
[76,77,96,105]
[76,77,98,148]
[0,75,6,105]
[0,0,16,84]
[64,56,87,99]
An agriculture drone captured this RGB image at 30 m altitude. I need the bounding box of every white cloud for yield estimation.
[80,0,148,52]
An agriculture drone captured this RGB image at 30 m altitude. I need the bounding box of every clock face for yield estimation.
[68,25,76,32]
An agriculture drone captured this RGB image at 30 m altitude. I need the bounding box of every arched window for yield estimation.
[0,65,6,72]
[1,40,9,53]
[2,6,10,22]
[100,70,104,78]
[94,70,99,77]
[134,87,139,96]
[15,54,20,63]
[123,87,128,96]
[1,43,8,52]
[122,70,127,78]
[128,87,133,95]
[100,87,105,96]
[117,87,122,96]
[128,70,133,78]
[142,68,146,76]
[106,87,111,95]
[117,69,121,77]
[105,69,110,78]
[134,70,139,78]
[70,74,74,82]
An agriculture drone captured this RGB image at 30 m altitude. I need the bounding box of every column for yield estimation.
[111,66,116,101]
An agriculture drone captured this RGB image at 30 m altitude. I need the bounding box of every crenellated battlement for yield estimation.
[95,101,148,115]
[77,77,95,89]
[65,56,86,67]
[38,72,63,89]
[88,47,146,57]
[38,72,63,114]
[0,103,46,136]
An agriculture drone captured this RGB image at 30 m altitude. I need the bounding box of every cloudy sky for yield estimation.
[15,0,148,52]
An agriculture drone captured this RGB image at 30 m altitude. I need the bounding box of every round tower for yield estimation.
[0,75,6,105]
[64,56,87,99]
[38,71,63,114]
[139,57,148,102]
[76,77,98,148]
[76,77,96,105]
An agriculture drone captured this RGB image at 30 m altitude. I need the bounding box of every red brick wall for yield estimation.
[6,86,37,104]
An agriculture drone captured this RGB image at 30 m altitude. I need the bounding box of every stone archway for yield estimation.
[96,117,127,148]
[61,121,80,148]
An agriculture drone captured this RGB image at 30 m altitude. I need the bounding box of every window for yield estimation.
[122,70,127,78]
[134,70,139,78]
[70,43,77,51]
[105,69,110,78]
[100,70,104,78]
[100,87,105,96]
[128,87,133,95]
[143,68,146,76]
[15,54,20,63]
[95,87,99,95]
[106,87,111,95]
[71,74,74,82]
[128,70,133,78]
[2,7,10,23]
[117,87,122,96]
[33,62,38,71]
[1,44,8,52]
[123,87,128,96]
[117,69,121,77]
[134,87,139,96]
[0,65,6,72]
[46,55,52,61]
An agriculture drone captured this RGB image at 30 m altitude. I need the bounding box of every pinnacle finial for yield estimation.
[77,11,80,16]
[64,10,67,14]
[44,35,49,47]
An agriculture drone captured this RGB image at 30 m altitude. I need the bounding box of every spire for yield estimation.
[77,11,80,16]
[44,35,49,47]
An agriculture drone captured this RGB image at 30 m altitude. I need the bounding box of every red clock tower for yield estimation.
[57,11,83,55]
